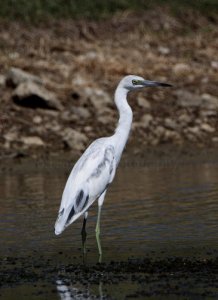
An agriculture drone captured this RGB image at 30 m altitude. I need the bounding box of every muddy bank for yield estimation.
[1,253,218,298]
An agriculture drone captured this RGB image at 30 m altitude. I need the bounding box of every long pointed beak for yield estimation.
[142,80,172,87]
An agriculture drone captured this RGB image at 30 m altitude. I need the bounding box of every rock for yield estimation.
[21,136,44,146]
[212,137,218,143]
[173,63,191,77]
[150,137,159,146]
[176,91,218,110]
[45,121,62,133]
[78,51,104,63]
[200,109,218,119]
[98,114,114,125]
[163,130,181,142]
[61,128,88,151]
[164,118,177,130]
[3,132,18,142]
[85,51,99,60]
[200,110,217,117]
[194,119,202,125]
[158,46,170,55]
[84,126,93,133]
[61,107,91,122]
[12,81,63,110]
[211,61,218,70]
[85,87,111,114]
[8,52,19,60]
[176,90,201,107]
[185,133,198,142]
[3,141,10,150]
[201,93,218,110]
[200,123,215,133]
[186,126,201,137]
[6,67,42,87]
[137,96,151,110]
[132,122,143,131]
[0,74,5,86]
[37,109,59,117]
[177,113,192,126]
[61,111,78,122]
[30,126,45,135]
[154,125,165,137]
[72,74,88,86]
[73,107,91,119]
[201,77,209,84]
[33,116,42,124]
[140,114,153,128]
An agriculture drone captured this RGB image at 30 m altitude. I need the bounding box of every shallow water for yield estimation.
[0,156,218,299]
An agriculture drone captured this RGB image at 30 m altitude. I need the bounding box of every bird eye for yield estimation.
[132,80,137,85]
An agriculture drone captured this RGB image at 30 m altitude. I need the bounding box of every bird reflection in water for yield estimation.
[56,278,103,299]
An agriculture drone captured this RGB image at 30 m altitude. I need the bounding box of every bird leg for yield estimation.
[95,190,106,261]
[95,204,102,260]
[81,211,88,255]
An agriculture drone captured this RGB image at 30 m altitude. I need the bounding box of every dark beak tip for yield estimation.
[160,83,173,87]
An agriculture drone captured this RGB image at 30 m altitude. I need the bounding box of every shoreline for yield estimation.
[0,145,218,174]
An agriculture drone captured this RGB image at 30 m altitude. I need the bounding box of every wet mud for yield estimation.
[1,252,218,299]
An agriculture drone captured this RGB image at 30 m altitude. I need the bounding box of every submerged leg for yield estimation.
[95,191,107,260]
[81,211,88,255]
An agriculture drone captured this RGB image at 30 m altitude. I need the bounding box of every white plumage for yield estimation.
[54,75,171,255]
[55,139,116,234]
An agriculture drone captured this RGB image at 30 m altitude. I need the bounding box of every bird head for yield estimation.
[120,75,172,91]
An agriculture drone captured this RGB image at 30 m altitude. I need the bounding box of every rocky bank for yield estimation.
[0,9,218,159]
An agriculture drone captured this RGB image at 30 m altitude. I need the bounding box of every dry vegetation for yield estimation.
[0,8,218,158]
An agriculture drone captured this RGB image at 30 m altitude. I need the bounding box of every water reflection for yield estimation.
[0,159,218,258]
[56,279,86,300]
[56,280,73,300]
[56,278,103,300]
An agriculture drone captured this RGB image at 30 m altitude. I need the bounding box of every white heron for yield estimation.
[54,75,172,257]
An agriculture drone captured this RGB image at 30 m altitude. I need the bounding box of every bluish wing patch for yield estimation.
[76,190,84,207]
[62,144,115,227]
[90,146,114,179]
[66,190,90,225]
[66,206,75,224]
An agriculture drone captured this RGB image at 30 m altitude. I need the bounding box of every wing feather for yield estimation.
[55,138,116,234]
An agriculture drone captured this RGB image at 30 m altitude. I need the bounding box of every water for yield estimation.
[0,155,218,299]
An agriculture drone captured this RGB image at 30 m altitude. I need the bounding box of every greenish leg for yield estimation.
[96,190,106,262]
[95,204,102,259]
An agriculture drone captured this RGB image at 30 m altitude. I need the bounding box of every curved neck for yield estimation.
[113,86,133,158]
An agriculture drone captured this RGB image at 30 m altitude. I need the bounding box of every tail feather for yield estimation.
[55,186,90,235]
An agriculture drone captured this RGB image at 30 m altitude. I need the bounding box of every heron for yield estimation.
[54,75,172,258]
